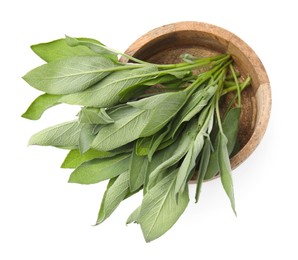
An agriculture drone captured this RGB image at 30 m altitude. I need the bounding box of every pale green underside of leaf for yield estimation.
[91,109,150,151]
[60,65,158,107]
[91,90,191,152]
[139,170,189,242]
[195,139,211,202]
[218,133,236,215]
[29,120,81,148]
[170,85,217,138]
[22,93,62,120]
[129,145,149,192]
[31,37,101,62]
[79,124,96,153]
[96,171,130,224]
[128,91,188,136]
[175,133,204,195]
[78,107,114,124]
[61,149,113,169]
[126,206,141,225]
[68,153,130,184]
[204,107,241,180]
[65,36,118,62]
[23,56,115,94]
[147,120,198,188]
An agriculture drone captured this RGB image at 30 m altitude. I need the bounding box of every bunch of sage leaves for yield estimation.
[22,36,251,242]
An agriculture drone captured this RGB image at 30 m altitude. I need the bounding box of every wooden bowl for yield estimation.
[121,21,271,175]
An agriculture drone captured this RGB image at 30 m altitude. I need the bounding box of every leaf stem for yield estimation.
[229,64,241,107]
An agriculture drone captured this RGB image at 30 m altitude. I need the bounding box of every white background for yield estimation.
[1,0,297,259]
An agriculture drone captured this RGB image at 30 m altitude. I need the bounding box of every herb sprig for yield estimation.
[23,36,251,242]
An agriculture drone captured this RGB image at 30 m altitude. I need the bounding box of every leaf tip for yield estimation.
[65,35,79,47]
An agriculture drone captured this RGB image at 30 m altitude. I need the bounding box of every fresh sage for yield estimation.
[23,35,251,242]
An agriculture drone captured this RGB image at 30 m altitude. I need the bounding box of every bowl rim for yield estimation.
[122,21,272,178]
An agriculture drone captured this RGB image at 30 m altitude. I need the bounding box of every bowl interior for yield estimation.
[123,22,271,171]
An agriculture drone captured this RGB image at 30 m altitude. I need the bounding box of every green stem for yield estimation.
[225,71,240,80]
[221,76,251,96]
[229,64,241,107]
[222,76,251,119]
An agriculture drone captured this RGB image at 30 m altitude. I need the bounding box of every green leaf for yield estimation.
[60,65,158,107]
[135,123,171,159]
[107,104,139,121]
[79,124,97,153]
[170,84,217,138]
[68,153,130,184]
[96,171,130,224]
[61,149,113,169]
[175,132,204,195]
[82,91,189,152]
[180,53,200,63]
[195,139,211,202]
[129,144,149,192]
[23,56,115,94]
[118,73,187,101]
[78,107,114,124]
[204,107,241,180]
[174,105,212,194]
[218,133,236,215]
[65,36,118,62]
[222,107,241,153]
[31,38,100,62]
[147,120,198,189]
[91,109,149,151]
[22,93,62,120]
[128,91,188,137]
[29,120,81,148]
[139,170,189,242]
[126,206,141,224]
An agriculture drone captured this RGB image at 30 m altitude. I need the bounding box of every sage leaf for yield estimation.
[175,133,204,195]
[91,92,187,152]
[79,124,97,153]
[107,105,139,121]
[22,93,62,120]
[78,107,114,124]
[29,120,81,148]
[147,120,198,189]
[222,107,241,153]
[129,145,149,192]
[60,65,158,107]
[129,91,188,137]
[23,56,115,94]
[126,206,141,224]
[68,153,130,184]
[180,53,200,63]
[136,123,171,160]
[218,133,236,215]
[204,107,241,180]
[170,84,217,138]
[173,106,212,194]
[61,149,113,169]
[139,170,189,242]
[65,36,118,62]
[31,38,100,62]
[96,171,130,224]
[91,109,149,151]
[118,73,188,101]
[195,139,211,202]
